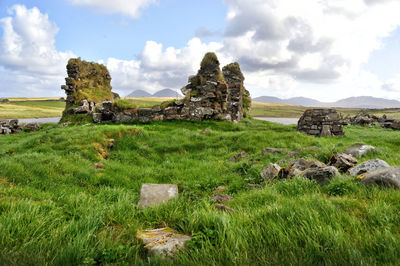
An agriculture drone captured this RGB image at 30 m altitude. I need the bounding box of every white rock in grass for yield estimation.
[348,159,390,176]
[137,184,178,209]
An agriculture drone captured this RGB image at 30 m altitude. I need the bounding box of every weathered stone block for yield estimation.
[137,184,178,209]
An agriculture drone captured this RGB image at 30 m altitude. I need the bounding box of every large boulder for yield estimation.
[301,166,339,184]
[360,167,400,189]
[343,143,376,158]
[137,184,178,209]
[278,158,326,179]
[328,153,357,173]
[348,159,390,176]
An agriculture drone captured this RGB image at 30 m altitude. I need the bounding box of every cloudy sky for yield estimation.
[1,0,400,101]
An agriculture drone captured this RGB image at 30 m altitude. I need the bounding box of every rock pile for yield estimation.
[349,113,400,130]
[297,109,345,137]
[61,58,115,120]
[61,53,251,123]
[0,120,40,135]
[0,119,21,134]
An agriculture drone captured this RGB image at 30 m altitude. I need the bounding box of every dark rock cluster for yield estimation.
[62,53,251,123]
[297,109,345,137]
[346,113,400,130]
[0,98,9,103]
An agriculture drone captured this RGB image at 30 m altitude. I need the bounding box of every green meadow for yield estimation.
[0,118,399,265]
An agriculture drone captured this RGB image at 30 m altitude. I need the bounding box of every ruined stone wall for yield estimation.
[61,58,115,119]
[61,53,251,124]
[297,109,344,137]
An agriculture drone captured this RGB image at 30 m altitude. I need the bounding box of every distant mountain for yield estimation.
[126,90,152,97]
[152,89,181,97]
[126,89,182,98]
[253,95,400,109]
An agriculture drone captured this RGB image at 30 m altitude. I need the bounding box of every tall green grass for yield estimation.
[0,119,399,265]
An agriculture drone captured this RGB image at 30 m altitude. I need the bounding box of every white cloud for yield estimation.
[0,5,74,97]
[68,0,157,18]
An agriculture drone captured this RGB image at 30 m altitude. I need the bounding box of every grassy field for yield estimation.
[0,118,399,265]
[0,100,65,119]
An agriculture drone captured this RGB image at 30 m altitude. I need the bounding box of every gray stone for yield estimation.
[343,143,376,158]
[328,153,357,173]
[92,113,102,123]
[297,109,344,137]
[260,163,281,180]
[137,227,192,257]
[137,184,178,209]
[211,194,232,203]
[320,125,332,137]
[302,166,339,184]
[261,148,289,155]
[278,158,325,179]
[349,159,390,176]
[361,167,400,189]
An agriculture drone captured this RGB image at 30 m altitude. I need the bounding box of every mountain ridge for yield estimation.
[253,96,400,109]
[126,89,182,98]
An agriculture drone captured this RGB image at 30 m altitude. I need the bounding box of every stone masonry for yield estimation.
[61,53,250,123]
[297,109,345,137]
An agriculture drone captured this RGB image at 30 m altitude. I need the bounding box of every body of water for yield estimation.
[6,117,298,125]
[254,117,299,125]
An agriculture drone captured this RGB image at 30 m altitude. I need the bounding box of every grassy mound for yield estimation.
[0,120,399,264]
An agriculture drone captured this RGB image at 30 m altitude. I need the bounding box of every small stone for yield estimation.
[328,153,358,173]
[360,166,400,189]
[200,128,212,135]
[229,151,248,162]
[214,204,234,212]
[260,163,281,180]
[93,163,104,169]
[136,227,192,257]
[261,148,289,155]
[211,194,232,203]
[343,143,376,158]
[213,185,227,193]
[137,184,178,209]
[348,159,390,176]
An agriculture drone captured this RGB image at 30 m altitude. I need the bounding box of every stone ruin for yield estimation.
[0,119,39,135]
[297,109,345,137]
[61,58,115,120]
[61,53,251,123]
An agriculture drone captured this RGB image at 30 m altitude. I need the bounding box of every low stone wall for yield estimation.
[297,109,344,137]
[0,119,21,134]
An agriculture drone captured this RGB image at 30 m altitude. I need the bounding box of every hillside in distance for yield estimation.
[127,89,182,98]
[253,96,400,109]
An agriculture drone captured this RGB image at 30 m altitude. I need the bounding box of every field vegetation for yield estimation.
[0,118,399,264]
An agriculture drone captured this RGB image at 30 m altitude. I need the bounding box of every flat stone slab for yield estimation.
[137,184,178,209]
[349,159,390,176]
[137,227,192,257]
[343,143,376,158]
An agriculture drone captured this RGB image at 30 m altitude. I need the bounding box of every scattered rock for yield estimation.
[1,119,22,134]
[23,122,40,132]
[278,158,326,179]
[343,143,376,158]
[213,185,227,193]
[260,163,281,180]
[285,146,319,158]
[93,163,104,169]
[136,227,192,257]
[302,166,339,184]
[211,194,232,203]
[348,159,390,176]
[200,128,212,135]
[137,184,179,209]
[297,109,345,137]
[360,166,400,189]
[261,148,289,155]
[328,153,357,173]
[229,151,248,162]
[214,204,235,212]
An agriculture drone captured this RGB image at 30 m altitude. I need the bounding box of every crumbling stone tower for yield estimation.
[61,58,115,119]
[223,62,245,122]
